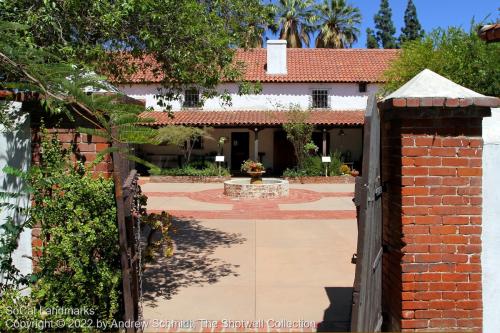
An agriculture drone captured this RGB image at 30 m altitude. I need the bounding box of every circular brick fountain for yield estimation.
[224,178,289,199]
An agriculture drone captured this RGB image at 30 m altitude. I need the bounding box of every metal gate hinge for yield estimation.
[368,184,384,202]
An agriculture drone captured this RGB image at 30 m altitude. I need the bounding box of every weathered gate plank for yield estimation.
[351,95,383,332]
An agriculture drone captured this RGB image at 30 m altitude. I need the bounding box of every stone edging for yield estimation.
[149,175,231,183]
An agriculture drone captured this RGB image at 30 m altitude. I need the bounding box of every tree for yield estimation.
[239,4,277,48]
[0,0,272,100]
[366,28,379,48]
[374,0,398,49]
[0,22,156,144]
[314,0,362,48]
[273,0,317,48]
[282,107,315,169]
[155,126,213,164]
[399,0,424,44]
[383,26,500,97]
[0,20,163,326]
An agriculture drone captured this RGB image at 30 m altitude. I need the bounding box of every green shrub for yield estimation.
[0,288,40,331]
[329,151,344,176]
[32,133,121,326]
[283,152,344,177]
[150,161,230,176]
[1,130,121,329]
[302,156,324,176]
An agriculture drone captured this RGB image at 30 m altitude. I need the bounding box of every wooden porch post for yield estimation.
[253,128,259,161]
[322,128,327,156]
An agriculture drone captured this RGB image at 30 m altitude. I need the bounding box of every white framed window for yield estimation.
[312,89,329,108]
[183,88,200,108]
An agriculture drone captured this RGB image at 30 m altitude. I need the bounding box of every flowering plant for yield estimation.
[241,159,265,173]
[339,164,351,175]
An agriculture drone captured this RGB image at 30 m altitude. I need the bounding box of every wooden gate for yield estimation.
[112,142,141,332]
[351,95,383,332]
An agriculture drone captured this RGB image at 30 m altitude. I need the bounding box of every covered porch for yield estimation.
[139,110,364,175]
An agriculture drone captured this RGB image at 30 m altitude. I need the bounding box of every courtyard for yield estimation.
[140,181,357,332]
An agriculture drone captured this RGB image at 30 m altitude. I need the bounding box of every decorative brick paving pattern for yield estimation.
[145,189,354,204]
[144,188,356,220]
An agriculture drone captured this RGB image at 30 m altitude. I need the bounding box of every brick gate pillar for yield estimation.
[377,69,499,332]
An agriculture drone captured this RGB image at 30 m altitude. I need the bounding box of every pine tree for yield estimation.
[399,0,424,44]
[374,0,398,48]
[366,28,379,48]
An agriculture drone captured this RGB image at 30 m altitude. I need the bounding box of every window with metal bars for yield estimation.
[312,89,329,108]
[183,88,200,108]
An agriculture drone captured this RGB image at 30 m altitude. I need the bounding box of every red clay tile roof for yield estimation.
[141,110,364,126]
[113,48,399,84]
[234,48,399,83]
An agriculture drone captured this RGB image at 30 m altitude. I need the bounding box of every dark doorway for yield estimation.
[231,132,249,171]
[273,130,296,175]
[312,131,331,155]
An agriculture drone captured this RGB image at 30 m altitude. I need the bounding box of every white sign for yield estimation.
[321,156,331,163]
[215,156,225,162]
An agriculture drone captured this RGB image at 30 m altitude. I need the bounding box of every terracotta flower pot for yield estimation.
[247,170,265,184]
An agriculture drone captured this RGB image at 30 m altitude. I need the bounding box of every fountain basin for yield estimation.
[224,178,289,199]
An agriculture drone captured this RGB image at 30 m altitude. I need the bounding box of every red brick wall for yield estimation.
[31,128,113,176]
[30,127,113,266]
[382,117,483,332]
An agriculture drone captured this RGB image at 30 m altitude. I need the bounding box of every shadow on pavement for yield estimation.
[142,217,246,307]
[316,287,353,332]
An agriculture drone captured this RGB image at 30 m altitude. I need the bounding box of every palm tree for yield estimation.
[273,0,317,48]
[314,0,362,48]
[240,4,277,48]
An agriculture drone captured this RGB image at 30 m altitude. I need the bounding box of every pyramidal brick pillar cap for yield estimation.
[378,69,499,115]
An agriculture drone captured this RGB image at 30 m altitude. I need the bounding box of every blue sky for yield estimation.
[265,0,499,48]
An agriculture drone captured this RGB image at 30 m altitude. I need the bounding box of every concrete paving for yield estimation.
[141,182,357,331]
[279,197,355,211]
[289,183,355,193]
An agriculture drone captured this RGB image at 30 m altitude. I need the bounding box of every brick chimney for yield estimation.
[266,40,287,75]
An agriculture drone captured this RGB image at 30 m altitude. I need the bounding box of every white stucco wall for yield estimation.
[118,82,378,111]
[482,107,500,333]
[0,103,32,286]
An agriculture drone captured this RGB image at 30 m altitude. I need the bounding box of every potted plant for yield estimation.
[241,159,265,184]
[304,141,319,156]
